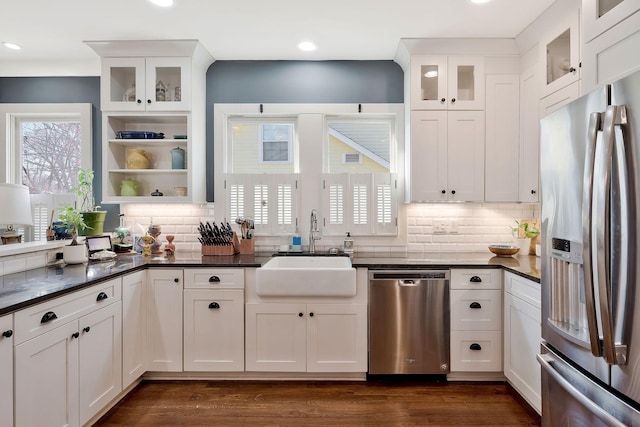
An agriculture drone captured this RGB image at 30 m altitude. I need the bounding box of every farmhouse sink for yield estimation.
[255,256,356,297]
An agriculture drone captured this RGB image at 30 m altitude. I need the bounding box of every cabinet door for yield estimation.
[15,320,80,427]
[451,290,503,331]
[583,0,640,42]
[0,315,13,427]
[145,57,191,111]
[504,292,542,414]
[101,57,146,111]
[147,269,183,371]
[306,303,367,372]
[519,67,540,202]
[409,110,448,201]
[485,74,519,202]
[410,55,448,110]
[78,302,122,425]
[540,11,581,98]
[122,271,147,389]
[539,81,580,118]
[245,303,307,372]
[447,111,485,201]
[447,56,485,110]
[184,289,244,371]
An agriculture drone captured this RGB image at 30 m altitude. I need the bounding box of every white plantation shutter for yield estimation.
[253,184,269,226]
[277,182,293,226]
[374,173,397,235]
[349,173,373,235]
[328,183,344,225]
[322,173,348,236]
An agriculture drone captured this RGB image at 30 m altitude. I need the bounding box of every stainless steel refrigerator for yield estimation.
[539,69,640,426]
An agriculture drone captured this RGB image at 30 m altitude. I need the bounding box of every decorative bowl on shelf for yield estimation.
[488,244,520,257]
[117,131,164,139]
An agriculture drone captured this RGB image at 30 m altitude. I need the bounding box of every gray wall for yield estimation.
[205,60,404,201]
[0,60,405,206]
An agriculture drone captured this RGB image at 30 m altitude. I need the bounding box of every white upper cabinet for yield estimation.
[582,0,640,42]
[540,10,581,98]
[411,55,485,110]
[101,57,191,112]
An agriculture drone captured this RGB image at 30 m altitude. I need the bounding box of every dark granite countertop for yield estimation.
[0,251,539,316]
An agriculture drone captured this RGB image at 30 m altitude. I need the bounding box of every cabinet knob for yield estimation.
[469,343,482,351]
[71,332,80,339]
[469,302,482,309]
[136,99,142,104]
[2,330,12,338]
[209,276,221,283]
[531,189,537,195]
[441,189,446,194]
[298,312,304,317]
[451,98,456,104]
[40,311,58,324]
[569,67,576,73]
[96,292,108,302]
[440,98,446,104]
[470,276,482,283]
[174,278,180,283]
[147,99,152,104]
[309,312,314,317]
[83,326,91,333]
[208,302,220,309]
[451,190,456,195]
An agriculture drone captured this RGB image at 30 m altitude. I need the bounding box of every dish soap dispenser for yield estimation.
[343,232,354,256]
[291,227,302,252]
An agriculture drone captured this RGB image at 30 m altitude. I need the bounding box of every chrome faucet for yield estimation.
[309,209,321,253]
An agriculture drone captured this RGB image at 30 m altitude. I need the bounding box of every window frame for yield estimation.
[258,123,293,164]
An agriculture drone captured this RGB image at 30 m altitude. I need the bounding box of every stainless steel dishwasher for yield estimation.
[368,270,450,375]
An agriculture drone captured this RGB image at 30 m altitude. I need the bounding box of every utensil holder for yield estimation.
[239,238,255,254]
[201,233,239,255]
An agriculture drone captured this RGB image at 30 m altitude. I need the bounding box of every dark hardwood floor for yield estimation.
[93,380,541,426]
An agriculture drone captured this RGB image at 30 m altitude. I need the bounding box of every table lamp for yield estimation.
[0,183,33,244]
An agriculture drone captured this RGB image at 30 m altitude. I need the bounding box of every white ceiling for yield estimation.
[1,0,555,65]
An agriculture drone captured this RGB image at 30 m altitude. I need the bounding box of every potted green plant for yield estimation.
[58,206,89,263]
[73,168,107,236]
[510,220,540,255]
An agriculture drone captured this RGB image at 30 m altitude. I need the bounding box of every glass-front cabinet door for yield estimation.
[583,0,640,42]
[540,11,581,98]
[410,55,484,110]
[101,57,191,111]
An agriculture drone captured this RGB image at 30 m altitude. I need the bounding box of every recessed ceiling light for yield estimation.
[468,0,493,4]
[297,41,317,52]
[424,70,438,78]
[148,0,174,7]
[2,42,21,50]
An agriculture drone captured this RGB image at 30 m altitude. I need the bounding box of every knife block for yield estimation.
[239,238,255,255]
[201,232,239,255]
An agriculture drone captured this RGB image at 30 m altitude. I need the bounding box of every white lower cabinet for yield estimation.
[122,270,147,388]
[184,289,244,371]
[245,303,367,372]
[504,272,541,414]
[14,278,122,427]
[146,269,183,371]
[0,314,13,427]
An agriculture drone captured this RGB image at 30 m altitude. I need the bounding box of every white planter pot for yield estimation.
[63,244,87,264]
[514,238,530,255]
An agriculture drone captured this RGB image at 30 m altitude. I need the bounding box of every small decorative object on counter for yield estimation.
[171,146,186,169]
[164,235,175,256]
[113,214,133,253]
[148,221,162,254]
[120,178,138,196]
[199,221,239,255]
[151,189,163,196]
[138,233,155,257]
[235,217,255,254]
[343,232,354,256]
[126,149,151,169]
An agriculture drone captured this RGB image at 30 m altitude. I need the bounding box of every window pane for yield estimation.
[230,121,294,172]
[263,140,289,162]
[328,121,391,173]
[21,121,81,194]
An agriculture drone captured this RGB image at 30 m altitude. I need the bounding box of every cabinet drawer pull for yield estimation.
[96,292,108,302]
[469,302,482,309]
[174,278,180,283]
[469,343,482,351]
[208,276,221,283]
[41,311,58,324]
[469,276,482,283]
[208,302,220,309]
[83,326,91,333]
[2,330,12,338]
[71,332,80,339]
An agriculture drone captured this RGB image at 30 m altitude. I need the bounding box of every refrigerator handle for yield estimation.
[537,353,628,427]
[582,112,603,357]
[596,105,629,364]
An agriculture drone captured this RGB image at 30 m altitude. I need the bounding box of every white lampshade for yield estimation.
[0,183,33,227]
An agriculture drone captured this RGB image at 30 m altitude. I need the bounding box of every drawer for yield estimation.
[505,272,541,308]
[451,330,502,372]
[451,269,502,290]
[451,290,502,331]
[14,278,121,345]
[184,268,244,289]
